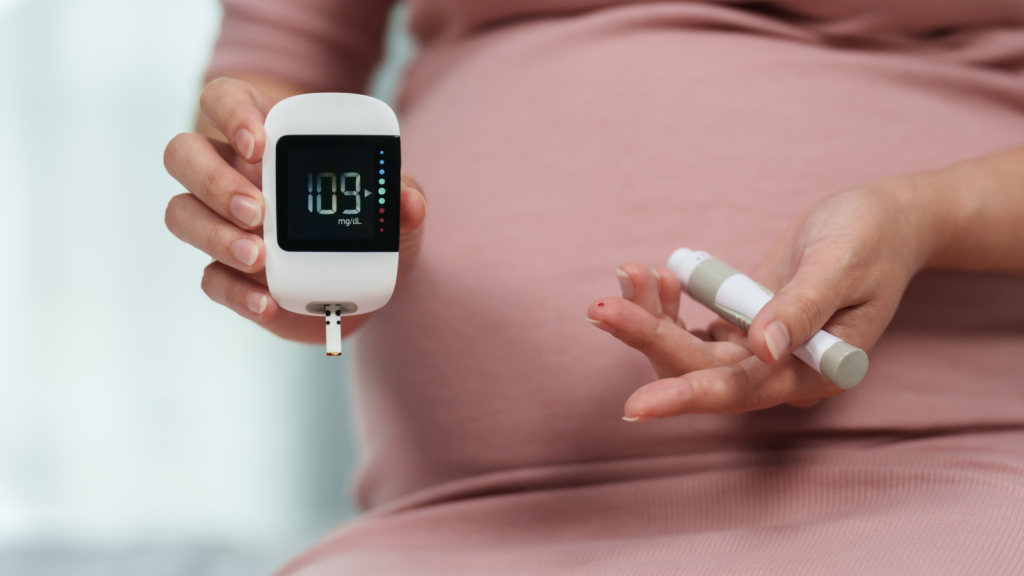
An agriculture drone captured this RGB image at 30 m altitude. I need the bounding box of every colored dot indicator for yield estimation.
[379,178,385,184]
[379,218,384,223]
[378,187,385,194]
[380,228,384,232]
[380,151,384,154]
[379,160,384,165]
[379,208,384,213]
[379,169,384,175]
[379,198,385,204]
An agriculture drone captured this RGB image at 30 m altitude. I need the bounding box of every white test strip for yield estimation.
[325,304,343,356]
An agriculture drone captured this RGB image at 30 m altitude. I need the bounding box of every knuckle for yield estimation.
[204,166,239,204]
[705,341,730,367]
[226,276,249,305]
[200,77,233,107]
[787,289,828,332]
[708,375,745,413]
[625,314,663,350]
[206,224,231,258]
[222,101,246,134]
[223,99,257,137]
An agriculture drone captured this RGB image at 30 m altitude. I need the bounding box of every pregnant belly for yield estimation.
[349,3,1024,510]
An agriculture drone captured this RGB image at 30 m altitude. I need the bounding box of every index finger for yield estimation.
[199,78,275,163]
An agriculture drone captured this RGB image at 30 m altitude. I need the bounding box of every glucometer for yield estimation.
[263,93,401,356]
[667,249,869,390]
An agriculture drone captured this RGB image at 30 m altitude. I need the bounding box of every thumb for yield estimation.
[199,78,274,163]
[748,266,845,365]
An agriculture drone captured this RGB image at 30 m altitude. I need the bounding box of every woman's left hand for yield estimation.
[587,176,946,420]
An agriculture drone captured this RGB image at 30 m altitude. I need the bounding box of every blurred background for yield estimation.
[0,0,415,574]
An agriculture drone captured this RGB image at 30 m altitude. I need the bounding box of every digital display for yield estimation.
[276,135,400,252]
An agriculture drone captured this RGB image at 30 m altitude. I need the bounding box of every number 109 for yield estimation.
[308,172,361,215]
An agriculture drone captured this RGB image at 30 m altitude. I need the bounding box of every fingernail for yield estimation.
[236,128,255,160]
[650,267,661,280]
[246,292,267,315]
[230,195,262,227]
[616,269,635,300]
[764,320,790,361]
[587,316,615,335]
[623,413,655,422]
[231,238,259,266]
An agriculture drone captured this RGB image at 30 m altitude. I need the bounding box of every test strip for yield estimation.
[325,304,343,356]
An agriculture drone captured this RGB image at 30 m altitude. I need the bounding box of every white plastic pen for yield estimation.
[667,248,868,390]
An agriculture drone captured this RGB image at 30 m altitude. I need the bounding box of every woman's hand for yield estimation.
[163,78,427,343]
[587,178,945,420]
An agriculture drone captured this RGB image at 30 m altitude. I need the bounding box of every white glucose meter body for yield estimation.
[263,93,401,353]
[667,248,869,390]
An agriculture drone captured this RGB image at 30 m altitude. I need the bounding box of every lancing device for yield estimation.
[667,248,868,390]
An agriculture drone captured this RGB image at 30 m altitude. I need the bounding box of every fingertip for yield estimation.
[752,318,791,365]
[617,261,663,313]
[586,316,615,334]
[235,128,254,160]
[652,264,683,323]
[235,124,266,163]
[586,298,616,322]
[229,194,264,230]
[245,291,268,315]
[247,292,280,322]
[616,262,648,282]
[230,237,262,270]
[199,78,268,162]
[621,414,656,423]
[616,268,635,300]
[624,377,695,420]
[653,266,680,291]
[399,185,427,230]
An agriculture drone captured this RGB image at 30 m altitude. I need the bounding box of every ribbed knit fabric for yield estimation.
[207,2,1024,574]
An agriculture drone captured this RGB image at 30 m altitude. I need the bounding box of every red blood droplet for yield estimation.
[597,302,604,307]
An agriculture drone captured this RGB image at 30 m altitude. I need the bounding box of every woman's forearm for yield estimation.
[893,146,1024,274]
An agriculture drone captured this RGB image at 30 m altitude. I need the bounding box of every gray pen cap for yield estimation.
[819,341,869,390]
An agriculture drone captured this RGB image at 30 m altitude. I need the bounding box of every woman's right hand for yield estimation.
[163,78,427,344]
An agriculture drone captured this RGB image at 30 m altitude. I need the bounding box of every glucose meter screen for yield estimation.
[277,135,400,252]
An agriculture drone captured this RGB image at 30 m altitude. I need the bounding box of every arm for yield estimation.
[745,146,1024,371]
[166,77,427,344]
[588,144,1024,419]
[915,146,1024,274]
[164,1,422,344]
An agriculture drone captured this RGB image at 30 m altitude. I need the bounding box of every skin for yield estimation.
[167,77,1024,420]
[164,77,427,344]
[587,148,1024,420]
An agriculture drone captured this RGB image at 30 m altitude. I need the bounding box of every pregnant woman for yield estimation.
[164,1,1024,574]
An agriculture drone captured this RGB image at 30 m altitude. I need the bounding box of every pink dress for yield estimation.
[209,1,1024,573]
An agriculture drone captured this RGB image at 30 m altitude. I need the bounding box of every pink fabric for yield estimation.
[208,1,1024,573]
